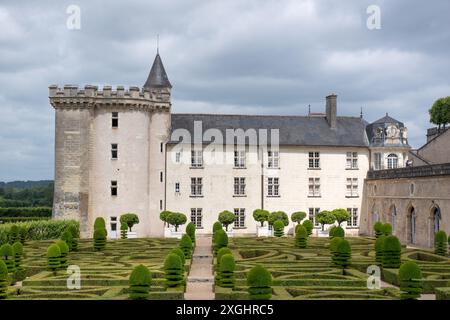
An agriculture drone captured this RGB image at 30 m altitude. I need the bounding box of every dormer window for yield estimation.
[387,154,398,169]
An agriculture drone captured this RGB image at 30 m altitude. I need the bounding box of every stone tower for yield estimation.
[50,53,172,238]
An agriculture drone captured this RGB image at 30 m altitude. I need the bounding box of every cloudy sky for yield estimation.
[0,0,449,181]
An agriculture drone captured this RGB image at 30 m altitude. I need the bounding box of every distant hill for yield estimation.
[0,180,54,189]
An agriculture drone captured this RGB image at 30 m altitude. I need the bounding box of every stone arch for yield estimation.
[406,204,417,245]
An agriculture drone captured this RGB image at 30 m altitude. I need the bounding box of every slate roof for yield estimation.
[365,113,406,145]
[169,113,369,147]
[143,54,172,89]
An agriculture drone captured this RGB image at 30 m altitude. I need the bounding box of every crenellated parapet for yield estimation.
[49,84,171,111]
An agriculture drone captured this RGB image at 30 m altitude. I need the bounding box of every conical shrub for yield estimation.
[93,228,107,251]
[247,265,272,300]
[164,253,184,287]
[219,254,235,288]
[179,234,193,259]
[120,223,128,239]
[67,225,79,251]
[186,222,196,244]
[19,226,27,244]
[332,239,351,269]
[329,237,343,256]
[0,260,8,299]
[399,261,422,300]
[273,220,285,237]
[329,226,345,239]
[434,231,447,256]
[55,240,69,269]
[375,235,386,264]
[170,248,186,266]
[0,244,15,273]
[61,230,73,252]
[295,225,308,248]
[374,221,383,238]
[302,220,313,236]
[215,247,232,283]
[214,230,228,256]
[47,244,61,272]
[12,242,23,271]
[129,264,151,300]
[9,225,19,244]
[382,236,401,268]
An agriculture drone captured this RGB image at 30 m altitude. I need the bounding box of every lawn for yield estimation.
[8,238,185,300]
[215,236,450,300]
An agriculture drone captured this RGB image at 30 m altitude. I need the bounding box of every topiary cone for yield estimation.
[129,264,151,300]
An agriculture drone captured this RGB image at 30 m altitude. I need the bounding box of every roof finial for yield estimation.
[386,112,388,117]
[360,107,363,119]
[157,34,159,54]
[308,104,311,116]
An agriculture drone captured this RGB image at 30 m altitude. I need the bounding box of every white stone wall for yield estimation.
[165,145,369,236]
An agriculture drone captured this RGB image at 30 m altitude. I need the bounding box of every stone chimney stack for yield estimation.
[326,94,337,129]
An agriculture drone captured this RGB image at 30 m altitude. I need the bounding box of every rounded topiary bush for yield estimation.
[47,244,61,272]
[179,234,193,259]
[129,264,151,300]
[332,239,351,269]
[382,236,401,268]
[0,260,8,299]
[374,221,383,238]
[399,261,422,300]
[0,244,15,273]
[94,217,106,231]
[164,253,184,287]
[120,223,128,239]
[61,230,73,252]
[295,225,307,248]
[214,229,228,256]
[170,248,186,266]
[247,265,272,300]
[213,221,223,233]
[329,237,343,256]
[329,226,345,238]
[382,223,392,236]
[186,222,196,244]
[93,228,107,251]
[375,235,386,264]
[302,220,313,236]
[67,225,79,251]
[434,231,447,256]
[9,225,19,244]
[215,247,232,283]
[273,220,285,237]
[55,240,69,269]
[219,254,235,288]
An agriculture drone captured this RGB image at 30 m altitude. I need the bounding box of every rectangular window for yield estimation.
[267,177,279,196]
[346,152,358,169]
[308,178,320,197]
[374,153,382,170]
[110,216,117,232]
[160,200,163,210]
[268,150,279,168]
[190,208,203,228]
[346,178,358,197]
[175,182,180,193]
[191,150,203,168]
[309,208,320,227]
[308,152,320,169]
[112,112,119,128]
[234,208,245,228]
[191,177,203,196]
[111,181,117,196]
[346,208,358,227]
[234,149,246,168]
[175,152,181,163]
[234,177,246,196]
[160,171,163,182]
[111,144,118,159]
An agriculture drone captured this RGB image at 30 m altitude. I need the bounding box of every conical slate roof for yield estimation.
[143,54,172,89]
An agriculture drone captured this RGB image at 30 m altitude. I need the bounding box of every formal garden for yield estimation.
[0,208,449,300]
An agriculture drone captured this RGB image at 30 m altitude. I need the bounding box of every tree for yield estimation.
[316,211,335,231]
[120,213,140,232]
[129,264,151,300]
[253,209,270,227]
[268,211,289,226]
[247,265,272,300]
[218,211,235,231]
[164,253,184,287]
[160,210,172,228]
[434,231,448,256]
[331,209,350,226]
[295,225,307,248]
[399,261,423,300]
[273,220,285,237]
[291,211,306,225]
[186,222,196,244]
[0,244,15,273]
[332,239,351,271]
[382,236,401,268]
[219,254,235,288]
[302,220,313,236]
[166,212,187,232]
[429,96,450,130]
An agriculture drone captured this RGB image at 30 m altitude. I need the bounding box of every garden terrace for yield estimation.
[8,238,187,300]
[215,237,450,300]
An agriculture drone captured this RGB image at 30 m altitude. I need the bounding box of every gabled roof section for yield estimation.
[371,113,404,126]
[143,54,172,90]
[168,113,369,147]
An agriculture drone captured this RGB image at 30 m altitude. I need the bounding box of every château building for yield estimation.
[50,53,414,238]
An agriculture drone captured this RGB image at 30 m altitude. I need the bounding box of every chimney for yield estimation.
[326,94,337,129]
